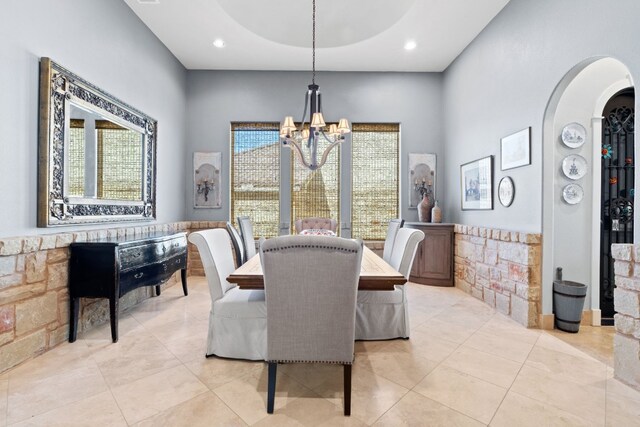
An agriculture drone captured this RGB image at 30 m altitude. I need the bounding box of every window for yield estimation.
[291,132,340,232]
[351,123,400,240]
[231,122,280,238]
[96,120,143,201]
[68,119,86,197]
[230,122,399,240]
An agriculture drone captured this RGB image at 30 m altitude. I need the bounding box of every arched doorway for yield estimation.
[542,57,635,329]
[600,89,635,325]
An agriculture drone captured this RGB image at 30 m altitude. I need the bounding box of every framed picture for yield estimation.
[408,153,436,208]
[498,176,515,207]
[193,152,221,208]
[460,156,493,210]
[500,127,531,170]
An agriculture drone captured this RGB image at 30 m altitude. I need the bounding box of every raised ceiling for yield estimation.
[124,0,510,72]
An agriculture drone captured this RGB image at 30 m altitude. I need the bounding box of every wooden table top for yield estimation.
[227,246,406,291]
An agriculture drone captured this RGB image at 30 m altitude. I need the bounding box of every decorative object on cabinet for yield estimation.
[68,232,188,343]
[409,153,436,208]
[500,127,531,170]
[498,176,515,207]
[38,58,157,227]
[562,154,587,180]
[562,183,584,205]
[194,152,221,208]
[431,200,442,223]
[460,156,493,210]
[416,187,434,222]
[561,122,587,148]
[404,223,454,286]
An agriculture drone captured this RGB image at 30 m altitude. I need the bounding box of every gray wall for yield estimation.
[185,71,443,225]
[0,0,187,238]
[442,0,640,233]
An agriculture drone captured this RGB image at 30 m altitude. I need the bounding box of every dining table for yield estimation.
[227,245,405,291]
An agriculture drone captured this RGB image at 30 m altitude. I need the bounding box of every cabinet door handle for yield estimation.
[134,272,144,279]
[132,251,142,258]
[175,258,182,264]
[163,263,168,272]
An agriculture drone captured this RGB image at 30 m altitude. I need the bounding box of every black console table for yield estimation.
[68,231,188,343]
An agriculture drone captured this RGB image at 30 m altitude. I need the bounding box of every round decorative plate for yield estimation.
[562,154,587,180]
[563,183,584,205]
[498,176,515,207]
[561,122,587,148]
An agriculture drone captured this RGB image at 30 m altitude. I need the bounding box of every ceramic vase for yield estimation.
[417,194,434,222]
[431,200,442,223]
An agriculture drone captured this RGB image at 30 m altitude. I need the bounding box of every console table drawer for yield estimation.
[120,236,187,270]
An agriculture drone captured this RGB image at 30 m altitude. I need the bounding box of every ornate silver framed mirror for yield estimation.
[38,58,157,227]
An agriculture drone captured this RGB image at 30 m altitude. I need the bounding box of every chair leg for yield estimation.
[267,362,277,414]
[343,364,352,416]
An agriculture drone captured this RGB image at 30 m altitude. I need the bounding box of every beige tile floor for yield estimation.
[1,277,639,426]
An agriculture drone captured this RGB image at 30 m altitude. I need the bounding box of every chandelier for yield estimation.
[279,0,350,171]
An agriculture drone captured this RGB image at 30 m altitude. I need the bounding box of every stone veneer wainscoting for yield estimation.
[611,244,640,390]
[0,221,232,374]
[453,225,542,328]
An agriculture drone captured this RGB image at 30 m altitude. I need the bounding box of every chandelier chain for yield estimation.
[312,0,316,85]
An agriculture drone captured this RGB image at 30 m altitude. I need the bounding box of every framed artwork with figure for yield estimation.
[408,153,436,208]
[194,152,221,208]
[460,156,493,210]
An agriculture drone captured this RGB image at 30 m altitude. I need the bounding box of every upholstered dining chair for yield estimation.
[226,222,245,267]
[355,228,424,340]
[382,218,405,263]
[261,235,363,416]
[237,216,258,260]
[294,217,338,234]
[188,229,266,360]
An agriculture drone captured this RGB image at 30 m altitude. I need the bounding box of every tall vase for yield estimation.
[431,200,442,223]
[417,194,434,222]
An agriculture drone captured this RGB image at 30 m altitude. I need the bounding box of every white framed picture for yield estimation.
[193,152,221,208]
[408,153,436,208]
[501,127,531,170]
[460,155,493,210]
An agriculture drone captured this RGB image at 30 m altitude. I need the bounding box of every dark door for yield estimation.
[600,89,635,325]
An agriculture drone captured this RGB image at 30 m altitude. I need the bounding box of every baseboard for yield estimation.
[539,314,554,330]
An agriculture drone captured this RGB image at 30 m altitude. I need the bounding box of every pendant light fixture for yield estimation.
[280,0,350,171]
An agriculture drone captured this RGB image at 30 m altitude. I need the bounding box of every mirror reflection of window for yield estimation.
[95,120,143,201]
[68,119,86,197]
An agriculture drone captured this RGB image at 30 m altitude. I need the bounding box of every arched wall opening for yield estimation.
[542,57,635,328]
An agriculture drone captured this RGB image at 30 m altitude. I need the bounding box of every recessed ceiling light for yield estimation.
[213,39,226,48]
[137,0,160,4]
[404,40,417,51]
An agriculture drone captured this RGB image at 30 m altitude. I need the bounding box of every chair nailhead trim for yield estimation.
[267,359,353,365]
[263,244,358,253]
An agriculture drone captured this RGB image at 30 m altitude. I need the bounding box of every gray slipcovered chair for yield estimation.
[382,218,405,263]
[261,235,363,416]
[188,229,266,360]
[226,221,245,267]
[355,228,424,340]
[238,216,264,260]
[294,217,338,234]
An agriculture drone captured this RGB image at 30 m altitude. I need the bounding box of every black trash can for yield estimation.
[553,280,588,333]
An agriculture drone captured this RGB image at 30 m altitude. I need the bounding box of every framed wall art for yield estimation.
[460,155,493,210]
[194,152,221,208]
[498,176,515,207]
[409,153,436,208]
[500,127,531,170]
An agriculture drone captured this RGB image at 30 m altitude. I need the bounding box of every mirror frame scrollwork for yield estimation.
[38,58,157,227]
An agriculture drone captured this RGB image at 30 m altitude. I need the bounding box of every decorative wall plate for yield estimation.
[563,183,584,205]
[562,154,587,180]
[498,176,515,207]
[561,122,586,148]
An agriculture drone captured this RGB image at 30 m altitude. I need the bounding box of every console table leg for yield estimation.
[69,297,79,343]
[181,268,188,296]
[155,285,161,296]
[109,296,119,343]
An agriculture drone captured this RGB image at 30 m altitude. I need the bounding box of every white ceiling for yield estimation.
[124,0,510,72]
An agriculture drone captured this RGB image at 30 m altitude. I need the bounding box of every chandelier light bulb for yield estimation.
[212,39,226,48]
[404,40,417,50]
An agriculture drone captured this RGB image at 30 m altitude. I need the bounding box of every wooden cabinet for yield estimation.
[404,223,454,286]
[68,232,188,343]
